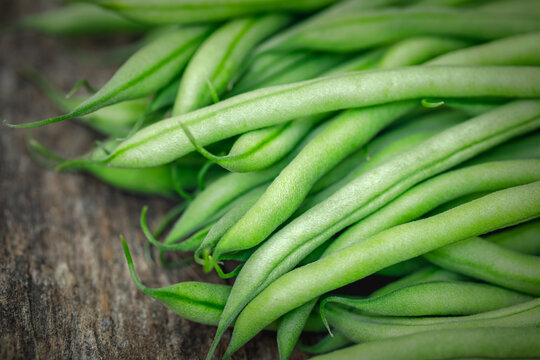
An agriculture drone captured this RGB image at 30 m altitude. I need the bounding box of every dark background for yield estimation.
[0,1,310,358]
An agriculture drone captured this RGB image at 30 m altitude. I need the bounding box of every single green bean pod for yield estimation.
[425,236,540,295]
[323,298,540,343]
[259,7,540,53]
[320,281,532,318]
[310,327,540,360]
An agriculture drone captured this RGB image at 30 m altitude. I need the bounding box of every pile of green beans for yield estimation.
[12,1,540,359]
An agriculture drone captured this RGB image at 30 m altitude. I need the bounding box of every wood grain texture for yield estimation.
[0,1,309,359]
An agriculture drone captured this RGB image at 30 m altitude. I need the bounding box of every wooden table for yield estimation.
[0,2,309,358]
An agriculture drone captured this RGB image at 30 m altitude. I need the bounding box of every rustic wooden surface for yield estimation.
[0,2,310,359]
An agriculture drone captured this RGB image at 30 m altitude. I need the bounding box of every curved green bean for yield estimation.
[425,236,540,295]
[26,68,150,138]
[91,0,338,24]
[310,327,540,360]
[122,236,230,325]
[188,114,328,173]
[324,298,540,343]
[172,15,290,115]
[10,25,212,128]
[104,66,540,168]
[259,7,540,53]
[225,181,540,357]
[321,281,532,319]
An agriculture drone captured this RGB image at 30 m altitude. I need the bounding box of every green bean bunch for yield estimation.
[11,1,540,359]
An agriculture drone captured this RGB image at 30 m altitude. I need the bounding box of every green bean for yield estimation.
[258,7,540,53]
[224,181,540,357]
[488,219,540,255]
[213,101,540,358]
[371,266,466,297]
[17,3,149,36]
[425,236,540,295]
[91,0,338,25]
[143,209,214,253]
[310,327,540,360]
[9,25,212,129]
[26,68,150,138]
[121,236,230,325]
[102,66,540,168]
[172,15,290,116]
[324,298,540,343]
[321,281,532,319]
[298,332,351,355]
[327,159,540,255]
